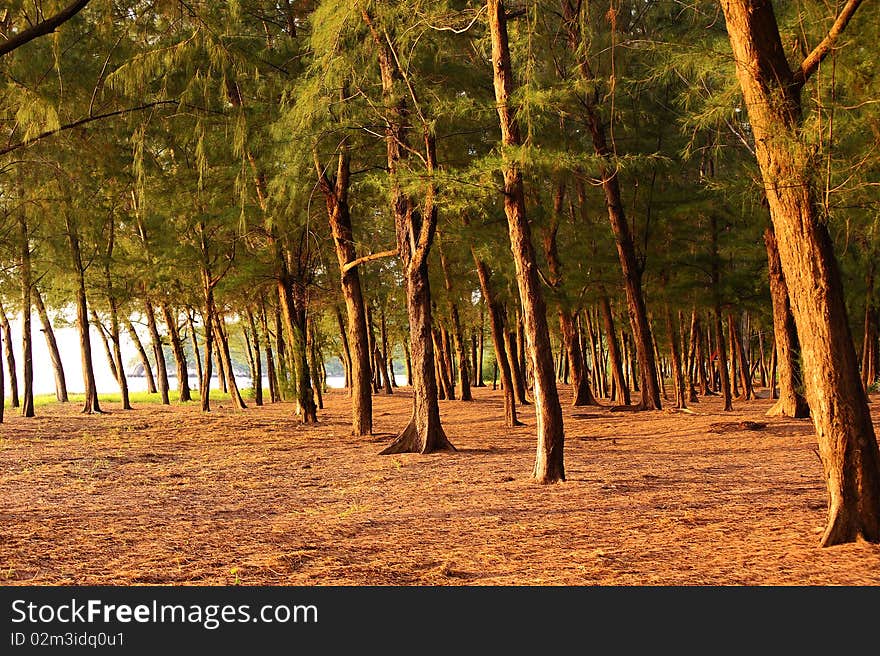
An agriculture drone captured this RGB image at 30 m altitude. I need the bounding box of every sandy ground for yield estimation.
[1,384,879,586]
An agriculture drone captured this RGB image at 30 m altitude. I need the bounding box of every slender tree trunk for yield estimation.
[561,0,661,410]
[161,304,191,403]
[0,327,4,422]
[363,8,452,454]
[729,313,754,400]
[489,0,565,482]
[474,256,521,427]
[185,309,202,400]
[144,300,170,405]
[0,303,20,409]
[18,211,34,417]
[65,214,100,414]
[335,305,353,392]
[379,306,393,395]
[764,226,810,417]
[33,288,68,402]
[124,317,157,394]
[278,277,316,422]
[666,304,687,409]
[92,310,119,384]
[600,294,629,405]
[215,311,247,411]
[505,327,528,405]
[439,244,472,401]
[861,265,878,390]
[259,302,279,403]
[307,319,324,410]
[317,146,372,434]
[246,309,264,406]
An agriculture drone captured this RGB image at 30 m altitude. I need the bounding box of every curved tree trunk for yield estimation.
[764,226,809,418]
[185,309,202,399]
[33,288,68,402]
[214,311,247,411]
[489,0,564,482]
[721,0,880,545]
[124,317,157,394]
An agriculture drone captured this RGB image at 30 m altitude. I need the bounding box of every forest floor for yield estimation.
[2,384,880,586]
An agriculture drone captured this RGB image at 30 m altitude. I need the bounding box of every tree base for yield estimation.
[379,416,456,455]
[766,394,810,419]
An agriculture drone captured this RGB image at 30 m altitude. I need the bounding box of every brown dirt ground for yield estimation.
[2,385,880,586]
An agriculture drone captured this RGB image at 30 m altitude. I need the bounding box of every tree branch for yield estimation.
[341,249,399,274]
[0,100,180,156]
[793,0,864,88]
[0,0,92,58]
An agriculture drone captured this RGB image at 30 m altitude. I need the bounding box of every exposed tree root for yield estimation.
[379,416,456,455]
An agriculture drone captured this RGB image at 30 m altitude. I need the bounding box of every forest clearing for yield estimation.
[3,0,880,599]
[2,386,879,586]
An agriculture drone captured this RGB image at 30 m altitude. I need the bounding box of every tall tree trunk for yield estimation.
[317,146,372,434]
[0,326,4,422]
[363,8,452,454]
[162,304,191,403]
[439,243,472,401]
[666,304,687,409]
[378,305,393,395]
[335,305,353,393]
[307,319,324,410]
[33,288,68,402]
[861,265,878,390]
[65,214,100,414]
[92,311,119,385]
[144,300,170,405]
[246,308,264,406]
[278,277,316,423]
[722,0,880,545]
[729,313,754,400]
[474,255,521,427]
[0,303,20,409]
[215,311,247,411]
[19,211,34,417]
[259,302,280,403]
[600,294,629,405]
[764,226,810,417]
[185,309,202,400]
[489,0,565,482]
[124,317,157,394]
[561,0,661,410]
[505,327,529,405]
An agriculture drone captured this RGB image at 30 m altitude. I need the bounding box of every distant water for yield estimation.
[1,315,400,396]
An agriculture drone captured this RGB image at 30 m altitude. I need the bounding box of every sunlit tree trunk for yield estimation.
[721,0,880,545]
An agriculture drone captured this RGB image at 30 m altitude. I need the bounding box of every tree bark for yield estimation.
[317,146,372,434]
[65,214,100,414]
[33,288,68,402]
[666,304,687,409]
[246,308,264,406]
[259,302,280,403]
[0,303,20,408]
[600,294,630,406]
[363,8,452,454]
[474,255,521,427]
[489,0,565,482]
[185,309,203,399]
[721,0,880,546]
[124,317,157,394]
[439,243,472,401]
[18,211,34,417]
[764,226,809,417]
[162,304,191,403]
[561,0,661,410]
[144,300,170,405]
